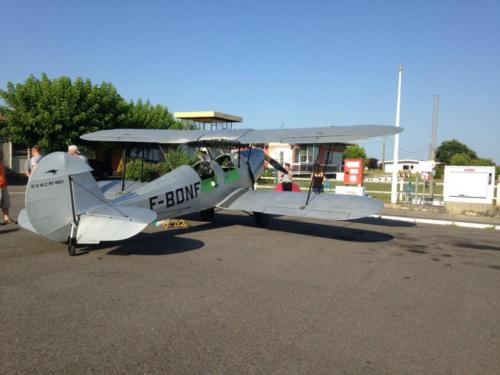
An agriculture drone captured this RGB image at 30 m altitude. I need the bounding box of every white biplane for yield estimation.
[18,125,402,255]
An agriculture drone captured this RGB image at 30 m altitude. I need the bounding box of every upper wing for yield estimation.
[81,125,402,145]
[217,190,383,221]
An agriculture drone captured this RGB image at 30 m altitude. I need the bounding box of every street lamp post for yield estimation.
[390,66,403,204]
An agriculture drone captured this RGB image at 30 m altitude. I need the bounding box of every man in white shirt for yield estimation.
[25,145,44,178]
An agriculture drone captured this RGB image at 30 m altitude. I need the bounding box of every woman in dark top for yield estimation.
[312,167,324,194]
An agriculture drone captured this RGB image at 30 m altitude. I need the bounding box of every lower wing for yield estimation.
[218,190,383,221]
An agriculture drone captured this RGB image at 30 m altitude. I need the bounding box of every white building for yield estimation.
[1,139,29,174]
[265,143,345,176]
[379,159,437,174]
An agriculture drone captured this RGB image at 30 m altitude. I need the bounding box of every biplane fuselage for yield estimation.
[109,149,262,221]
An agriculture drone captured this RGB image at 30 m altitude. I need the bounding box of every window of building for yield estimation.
[294,146,318,163]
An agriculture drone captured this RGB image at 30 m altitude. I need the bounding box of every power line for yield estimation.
[385,136,428,155]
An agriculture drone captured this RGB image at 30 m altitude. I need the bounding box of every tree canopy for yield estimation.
[435,139,477,165]
[343,145,367,161]
[436,139,495,167]
[0,73,182,153]
[123,99,182,130]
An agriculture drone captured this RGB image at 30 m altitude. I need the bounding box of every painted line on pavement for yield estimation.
[371,214,500,230]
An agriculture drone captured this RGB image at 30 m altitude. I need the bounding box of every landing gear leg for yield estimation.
[200,208,215,221]
[68,224,77,256]
[253,212,269,228]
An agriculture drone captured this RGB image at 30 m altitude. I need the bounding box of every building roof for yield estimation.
[174,111,242,123]
[380,159,422,164]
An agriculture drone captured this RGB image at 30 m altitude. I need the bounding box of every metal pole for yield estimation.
[429,95,439,200]
[390,66,403,204]
[381,136,386,171]
[431,95,440,160]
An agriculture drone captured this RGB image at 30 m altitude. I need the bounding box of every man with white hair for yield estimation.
[67,145,89,164]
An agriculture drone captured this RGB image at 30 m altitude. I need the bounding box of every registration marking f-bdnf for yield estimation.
[149,182,201,210]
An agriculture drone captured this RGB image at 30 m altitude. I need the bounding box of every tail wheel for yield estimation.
[253,212,269,228]
[200,208,215,221]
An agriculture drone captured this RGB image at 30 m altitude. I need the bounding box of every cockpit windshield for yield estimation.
[215,154,235,171]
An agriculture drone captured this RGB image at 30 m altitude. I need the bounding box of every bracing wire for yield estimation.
[70,177,130,218]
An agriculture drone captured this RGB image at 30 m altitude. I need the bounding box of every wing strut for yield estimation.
[121,146,127,191]
[139,144,145,183]
[246,146,256,189]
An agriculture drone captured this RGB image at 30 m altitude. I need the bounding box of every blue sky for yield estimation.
[2,0,499,162]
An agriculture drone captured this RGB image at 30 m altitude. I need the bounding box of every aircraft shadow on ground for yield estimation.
[0,228,19,235]
[173,212,394,243]
[266,217,394,243]
[81,231,205,256]
[349,217,416,227]
[79,212,394,256]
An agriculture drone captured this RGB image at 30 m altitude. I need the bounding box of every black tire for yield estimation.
[200,208,215,221]
[68,238,77,256]
[253,212,269,228]
[68,244,76,256]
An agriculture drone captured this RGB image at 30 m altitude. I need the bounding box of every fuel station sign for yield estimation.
[343,158,364,186]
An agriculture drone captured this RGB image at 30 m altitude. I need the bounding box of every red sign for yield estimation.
[344,158,364,185]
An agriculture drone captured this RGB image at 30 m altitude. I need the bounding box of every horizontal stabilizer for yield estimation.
[76,204,157,244]
[218,190,383,221]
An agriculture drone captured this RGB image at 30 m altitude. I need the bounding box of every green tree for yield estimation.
[435,139,477,165]
[0,73,129,153]
[124,99,184,129]
[470,157,495,166]
[343,145,367,161]
[125,146,198,182]
[449,152,472,165]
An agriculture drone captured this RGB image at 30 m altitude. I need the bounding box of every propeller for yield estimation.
[264,154,288,174]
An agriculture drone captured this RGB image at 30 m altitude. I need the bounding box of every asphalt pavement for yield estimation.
[1,192,500,374]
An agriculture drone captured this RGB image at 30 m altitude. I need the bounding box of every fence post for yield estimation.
[496,180,500,207]
[399,176,404,202]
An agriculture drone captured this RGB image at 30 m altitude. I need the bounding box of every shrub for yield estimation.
[125,147,198,182]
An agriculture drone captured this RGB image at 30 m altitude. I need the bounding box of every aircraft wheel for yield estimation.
[68,238,77,256]
[200,208,215,221]
[253,212,269,228]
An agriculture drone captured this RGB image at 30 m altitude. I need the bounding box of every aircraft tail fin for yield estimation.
[21,152,156,244]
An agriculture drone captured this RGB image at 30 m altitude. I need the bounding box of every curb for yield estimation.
[371,214,500,230]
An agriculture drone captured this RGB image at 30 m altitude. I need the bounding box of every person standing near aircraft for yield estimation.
[67,145,89,164]
[312,167,325,194]
[24,145,43,178]
[0,150,16,225]
[280,163,293,191]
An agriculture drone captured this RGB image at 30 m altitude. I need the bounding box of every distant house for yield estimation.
[265,143,346,176]
[379,159,437,174]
